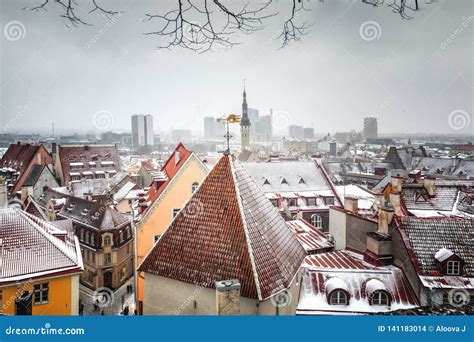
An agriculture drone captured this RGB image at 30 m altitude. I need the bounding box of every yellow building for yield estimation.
[0,208,83,315]
[134,144,208,314]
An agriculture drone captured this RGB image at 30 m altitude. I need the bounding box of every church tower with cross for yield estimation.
[240,82,251,151]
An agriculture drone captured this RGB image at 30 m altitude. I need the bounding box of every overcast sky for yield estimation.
[1,0,472,136]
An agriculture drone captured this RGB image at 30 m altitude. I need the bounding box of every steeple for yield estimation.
[240,81,251,151]
[241,81,250,127]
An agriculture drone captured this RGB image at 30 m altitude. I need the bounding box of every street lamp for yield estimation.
[217,114,241,155]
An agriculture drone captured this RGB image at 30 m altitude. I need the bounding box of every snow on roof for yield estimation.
[0,208,82,283]
[434,248,454,262]
[325,277,349,293]
[365,279,388,297]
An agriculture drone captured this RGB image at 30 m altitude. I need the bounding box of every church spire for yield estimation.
[241,80,250,127]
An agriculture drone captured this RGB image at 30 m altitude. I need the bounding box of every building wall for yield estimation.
[143,272,301,316]
[345,215,377,252]
[136,155,208,305]
[1,273,78,315]
[12,146,53,194]
[329,207,347,250]
[32,168,59,199]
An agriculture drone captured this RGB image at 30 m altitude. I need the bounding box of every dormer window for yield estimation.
[370,291,390,306]
[306,197,317,206]
[280,177,288,185]
[324,197,335,205]
[298,176,305,184]
[434,248,464,276]
[329,290,348,305]
[447,261,461,275]
[262,178,270,186]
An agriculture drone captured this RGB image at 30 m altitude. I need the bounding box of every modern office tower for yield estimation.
[132,114,154,148]
[303,127,315,139]
[363,117,378,140]
[289,125,304,139]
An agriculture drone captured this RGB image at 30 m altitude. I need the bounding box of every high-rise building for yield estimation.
[254,114,273,142]
[363,117,378,140]
[289,125,303,139]
[240,86,251,151]
[132,114,154,149]
[303,127,315,139]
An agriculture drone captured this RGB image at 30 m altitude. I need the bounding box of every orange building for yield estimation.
[134,144,208,314]
[0,208,83,315]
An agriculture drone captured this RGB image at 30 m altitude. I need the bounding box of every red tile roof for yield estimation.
[139,144,193,217]
[139,154,306,300]
[57,144,120,185]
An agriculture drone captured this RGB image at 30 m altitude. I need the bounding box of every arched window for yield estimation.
[104,235,112,246]
[329,290,348,305]
[85,231,90,244]
[311,214,322,228]
[192,182,199,193]
[370,291,390,306]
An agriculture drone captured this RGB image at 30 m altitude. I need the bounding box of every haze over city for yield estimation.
[1,0,472,135]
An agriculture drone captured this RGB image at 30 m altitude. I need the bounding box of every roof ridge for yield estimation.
[229,154,263,301]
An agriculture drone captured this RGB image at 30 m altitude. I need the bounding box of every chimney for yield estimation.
[344,196,358,213]
[215,279,240,316]
[152,171,168,191]
[373,192,385,211]
[378,205,394,235]
[423,176,436,197]
[389,192,402,216]
[0,177,7,207]
[137,192,148,215]
[21,186,33,204]
[364,205,394,266]
[450,157,460,172]
[390,175,403,192]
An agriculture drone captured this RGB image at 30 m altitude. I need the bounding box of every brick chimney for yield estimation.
[389,192,402,216]
[364,205,394,266]
[373,192,385,211]
[423,176,436,197]
[390,175,403,192]
[215,279,240,316]
[137,192,148,215]
[344,196,358,213]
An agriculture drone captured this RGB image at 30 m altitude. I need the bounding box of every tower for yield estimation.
[240,84,251,151]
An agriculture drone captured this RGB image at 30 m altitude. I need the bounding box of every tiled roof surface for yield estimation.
[0,208,81,282]
[37,188,71,208]
[58,144,120,184]
[22,164,45,187]
[58,196,129,230]
[286,220,333,253]
[298,250,419,314]
[396,217,474,276]
[139,155,306,300]
[401,185,460,212]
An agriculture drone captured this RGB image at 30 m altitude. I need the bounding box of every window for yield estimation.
[329,290,348,305]
[85,231,90,244]
[126,227,131,239]
[192,182,199,193]
[447,261,461,275]
[71,175,81,181]
[172,208,180,218]
[96,173,105,179]
[91,234,95,246]
[33,283,49,305]
[104,253,112,265]
[80,229,84,241]
[104,235,112,247]
[306,197,317,206]
[270,199,279,208]
[371,291,390,306]
[325,197,335,205]
[127,243,131,255]
[311,214,322,228]
[119,231,124,243]
[91,252,96,264]
[287,198,297,207]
